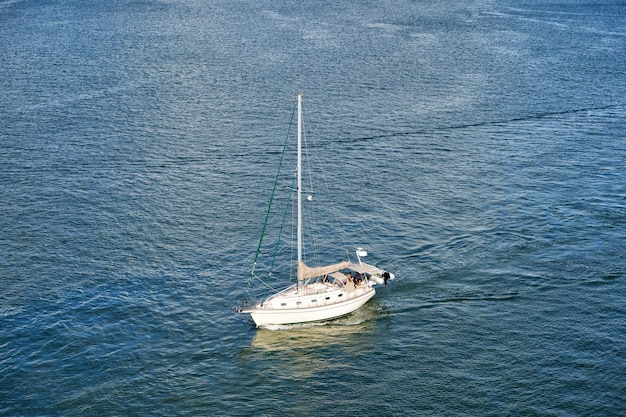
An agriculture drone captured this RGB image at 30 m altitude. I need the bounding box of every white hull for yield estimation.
[243,284,375,327]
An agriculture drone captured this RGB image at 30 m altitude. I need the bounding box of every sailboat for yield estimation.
[239,93,394,327]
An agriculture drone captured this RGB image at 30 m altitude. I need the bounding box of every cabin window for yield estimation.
[296,301,302,305]
[281,303,287,307]
[311,299,317,303]
[325,296,330,300]
[338,294,343,297]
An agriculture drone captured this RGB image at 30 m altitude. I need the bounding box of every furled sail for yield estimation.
[297,260,350,280]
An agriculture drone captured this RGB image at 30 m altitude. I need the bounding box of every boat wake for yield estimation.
[348,103,624,143]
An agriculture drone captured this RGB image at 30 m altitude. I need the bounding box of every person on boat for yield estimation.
[352,272,364,287]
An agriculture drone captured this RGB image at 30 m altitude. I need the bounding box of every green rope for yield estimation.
[247,101,297,299]
[268,174,296,278]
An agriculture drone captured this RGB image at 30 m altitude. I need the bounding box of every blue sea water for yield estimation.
[1,0,625,415]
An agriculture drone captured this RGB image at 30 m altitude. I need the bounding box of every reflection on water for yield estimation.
[239,305,382,379]
[251,319,374,350]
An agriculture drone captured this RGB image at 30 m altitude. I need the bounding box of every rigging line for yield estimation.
[250,273,282,294]
[268,174,296,278]
[302,110,322,268]
[289,184,296,282]
[304,111,353,263]
[247,99,298,298]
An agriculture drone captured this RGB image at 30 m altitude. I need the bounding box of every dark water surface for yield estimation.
[1,0,625,415]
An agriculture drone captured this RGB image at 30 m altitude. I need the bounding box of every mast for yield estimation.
[297,93,303,290]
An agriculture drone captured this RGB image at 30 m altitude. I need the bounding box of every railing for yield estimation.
[260,283,373,310]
